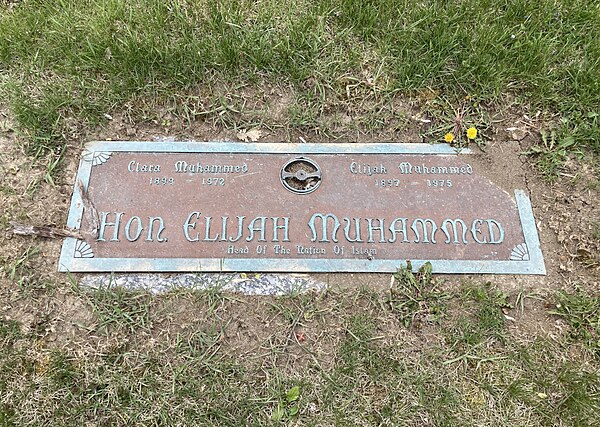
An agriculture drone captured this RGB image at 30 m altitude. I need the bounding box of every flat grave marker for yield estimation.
[59,142,545,274]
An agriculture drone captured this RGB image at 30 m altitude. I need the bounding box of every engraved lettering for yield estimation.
[351,246,377,256]
[174,160,248,174]
[308,213,340,242]
[397,162,472,175]
[441,219,468,244]
[350,161,387,175]
[204,216,219,241]
[273,244,291,254]
[398,162,412,174]
[486,219,505,244]
[183,212,200,242]
[146,217,167,242]
[471,219,487,243]
[271,217,290,242]
[246,217,267,242]
[128,160,160,173]
[97,212,124,242]
[227,245,248,254]
[175,160,187,173]
[125,216,143,242]
[296,245,326,255]
[366,218,386,243]
[229,216,245,242]
[343,218,364,242]
[411,218,438,243]
[388,218,409,243]
[219,216,228,241]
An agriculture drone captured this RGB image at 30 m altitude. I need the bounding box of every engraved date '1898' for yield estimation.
[150,177,174,186]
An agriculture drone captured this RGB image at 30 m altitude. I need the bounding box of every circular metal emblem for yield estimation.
[280,157,322,194]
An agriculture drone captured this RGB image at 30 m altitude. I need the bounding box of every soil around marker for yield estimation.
[0,97,598,367]
[1,96,598,286]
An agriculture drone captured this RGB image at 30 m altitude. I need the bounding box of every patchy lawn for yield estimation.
[1,1,599,425]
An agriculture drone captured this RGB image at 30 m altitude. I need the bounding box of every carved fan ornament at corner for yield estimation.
[83,150,112,166]
[74,240,94,258]
[510,243,530,261]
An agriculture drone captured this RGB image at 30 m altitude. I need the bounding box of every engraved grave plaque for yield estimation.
[59,142,545,274]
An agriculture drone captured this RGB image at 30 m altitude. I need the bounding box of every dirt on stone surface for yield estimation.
[0,93,599,367]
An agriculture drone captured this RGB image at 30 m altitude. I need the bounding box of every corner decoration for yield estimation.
[74,240,94,258]
[510,243,530,261]
[82,150,112,166]
[59,142,546,274]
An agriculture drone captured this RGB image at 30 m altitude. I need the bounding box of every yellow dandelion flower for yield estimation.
[444,132,454,143]
[467,127,478,139]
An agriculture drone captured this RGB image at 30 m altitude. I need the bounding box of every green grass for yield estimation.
[388,261,450,326]
[85,285,153,333]
[551,287,600,359]
[1,2,600,424]
[1,282,599,426]
[1,0,599,168]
